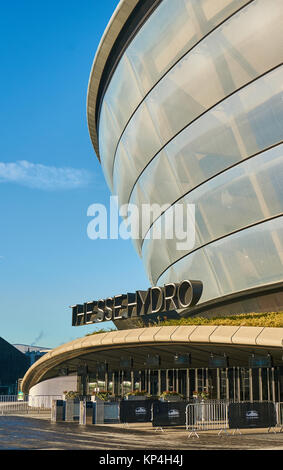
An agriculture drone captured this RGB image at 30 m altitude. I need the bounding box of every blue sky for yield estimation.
[0,0,149,348]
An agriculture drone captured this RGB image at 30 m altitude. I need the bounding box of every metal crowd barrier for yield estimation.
[186,401,229,437]
[0,395,61,415]
[185,401,283,437]
[0,395,28,403]
[103,401,120,424]
[77,399,283,432]
[276,402,283,431]
[78,400,120,425]
[28,395,62,409]
[65,399,80,422]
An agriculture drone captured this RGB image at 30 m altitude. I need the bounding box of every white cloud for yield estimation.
[0,160,93,190]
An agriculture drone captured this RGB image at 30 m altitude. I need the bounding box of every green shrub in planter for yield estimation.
[95,391,112,401]
[159,391,184,401]
[64,391,80,400]
[125,390,149,400]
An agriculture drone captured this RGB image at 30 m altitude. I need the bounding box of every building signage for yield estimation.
[71,279,203,326]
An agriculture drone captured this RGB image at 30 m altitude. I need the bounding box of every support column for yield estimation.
[131,370,134,392]
[205,368,209,392]
[226,368,229,400]
[237,368,241,402]
[249,368,253,402]
[195,369,198,393]
[186,369,190,400]
[112,372,115,396]
[121,370,124,396]
[217,369,220,399]
[259,368,263,402]
[158,370,161,396]
[271,368,276,402]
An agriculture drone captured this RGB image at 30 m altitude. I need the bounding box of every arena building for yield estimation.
[22,0,283,402]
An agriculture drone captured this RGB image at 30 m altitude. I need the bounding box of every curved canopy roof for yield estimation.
[21,325,283,393]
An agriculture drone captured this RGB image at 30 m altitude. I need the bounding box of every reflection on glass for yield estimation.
[110,0,283,195]
[158,217,283,303]
[98,0,255,188]
[142,144,283,283]
[130,67,283,248]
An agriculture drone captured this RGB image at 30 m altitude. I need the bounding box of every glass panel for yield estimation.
[128,0,251,96]
[157,243,222,301]
[158,217,283,304]
[129,155,182,247]
[113,101,162,202]
[142,232,172,286]
[147,0,283,144]
[207,217,283,296]
[106,54,143,131]
[113,143,138,207]
[98,100,120,191]
[142,144,283,281]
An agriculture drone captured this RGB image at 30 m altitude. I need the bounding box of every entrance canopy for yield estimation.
[21,325,283,393]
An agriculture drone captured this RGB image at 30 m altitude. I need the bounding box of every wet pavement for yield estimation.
[0,416,283,450]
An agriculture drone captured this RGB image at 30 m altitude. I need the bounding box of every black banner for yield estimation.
[120,400,153,423]
[228,402,277,429]
[152,401,187,427]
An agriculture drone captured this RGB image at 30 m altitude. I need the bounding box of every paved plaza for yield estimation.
[0,416,283,451]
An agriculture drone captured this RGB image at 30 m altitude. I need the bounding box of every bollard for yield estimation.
[79,401,95,425]
[51,400,65,422]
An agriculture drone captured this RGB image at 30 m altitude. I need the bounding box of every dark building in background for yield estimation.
[0,338,30,395]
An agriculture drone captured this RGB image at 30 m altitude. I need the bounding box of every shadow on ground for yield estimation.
[0,416,283,450]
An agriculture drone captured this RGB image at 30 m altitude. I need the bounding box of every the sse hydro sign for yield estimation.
[71,280,203,326]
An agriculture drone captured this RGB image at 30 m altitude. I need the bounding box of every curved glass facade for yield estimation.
[132,69,283,251]
[99,0,252,190]
[143,144,283,284]
[95,0,283,308]
[158,217,283,304]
